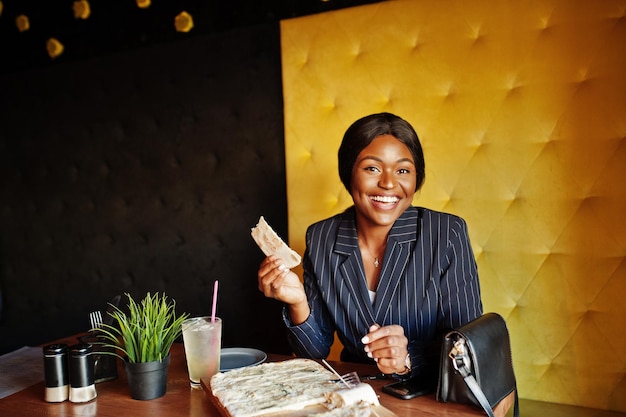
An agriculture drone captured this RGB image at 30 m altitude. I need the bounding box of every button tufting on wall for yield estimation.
[282,2,626,410]
[538,14,552,30]
[68,164,79,183]
[137,233,149,245]
[468,24,484,43]
[98,162,110,178]
[84,199,96,212]
[168,155,182,168]
[53,200,66,214]
[408,35,422,51]
[1,21,291,361]
[346,40,360,58]
[437,82,456,101]
[123,270,136,288]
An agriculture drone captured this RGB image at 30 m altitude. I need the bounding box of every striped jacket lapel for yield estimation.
[373,207,420,322]
[334,214,376,326]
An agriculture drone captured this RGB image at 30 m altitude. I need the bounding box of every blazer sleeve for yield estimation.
[404,213,483,383]
[282,225,336,359]
[437,215,483,329]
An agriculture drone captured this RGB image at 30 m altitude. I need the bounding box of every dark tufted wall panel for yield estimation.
[0,23,291,355]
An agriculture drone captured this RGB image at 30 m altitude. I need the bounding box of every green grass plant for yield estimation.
[98,292,189,363]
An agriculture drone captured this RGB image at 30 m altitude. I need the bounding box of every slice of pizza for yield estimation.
[251,216,301,269]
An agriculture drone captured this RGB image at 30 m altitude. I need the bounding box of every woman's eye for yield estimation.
[398,168,411,174]
[364,166,380,173]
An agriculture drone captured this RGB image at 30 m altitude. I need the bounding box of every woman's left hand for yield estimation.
[361,324,409,375]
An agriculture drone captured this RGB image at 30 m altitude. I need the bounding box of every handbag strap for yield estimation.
[451,340,520,417]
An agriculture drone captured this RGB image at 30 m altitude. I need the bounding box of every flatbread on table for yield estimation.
[206,358,388,417]
[209,359,341,417]
[251,216,301,269]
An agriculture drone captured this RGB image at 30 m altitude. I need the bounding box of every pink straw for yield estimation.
[211,280,219,323]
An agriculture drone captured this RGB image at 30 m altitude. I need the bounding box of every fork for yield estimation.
[322,359,362,388]
[334,371,361,388]
[89,310,103,334]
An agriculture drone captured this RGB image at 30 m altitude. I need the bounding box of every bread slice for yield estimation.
[251,216,301,269]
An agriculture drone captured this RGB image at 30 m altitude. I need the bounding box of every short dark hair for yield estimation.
[338,112,425,192]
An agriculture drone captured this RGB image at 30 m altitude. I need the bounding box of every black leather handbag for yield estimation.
[436,312,520,417]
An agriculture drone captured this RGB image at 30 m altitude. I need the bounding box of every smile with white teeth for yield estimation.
[371,195,399,204]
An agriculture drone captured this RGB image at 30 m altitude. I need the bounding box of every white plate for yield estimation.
[220,347,267,371]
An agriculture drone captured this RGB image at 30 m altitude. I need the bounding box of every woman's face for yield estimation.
[350,134,417,229]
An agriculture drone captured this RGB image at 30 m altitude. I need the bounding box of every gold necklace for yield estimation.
[359,238,383,268]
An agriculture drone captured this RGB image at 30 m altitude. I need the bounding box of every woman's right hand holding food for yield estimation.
[258,255,309,324]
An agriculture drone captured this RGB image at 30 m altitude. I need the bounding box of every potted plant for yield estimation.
[98,292,189,400]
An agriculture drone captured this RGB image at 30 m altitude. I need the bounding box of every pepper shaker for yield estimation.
[43,344,70,402]
[68,343,97,403]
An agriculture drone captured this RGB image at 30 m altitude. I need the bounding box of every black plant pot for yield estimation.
[123,355,170,400]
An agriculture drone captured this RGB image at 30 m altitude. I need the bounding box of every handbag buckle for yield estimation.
[449,338,471,372]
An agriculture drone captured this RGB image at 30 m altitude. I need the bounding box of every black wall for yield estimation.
[0,23,291,355]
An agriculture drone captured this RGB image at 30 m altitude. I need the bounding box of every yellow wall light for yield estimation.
[136,0,151,9]
[175,11,194,33]
[16,14,30,32]
[46,38,64,59]
[73,0,91,19]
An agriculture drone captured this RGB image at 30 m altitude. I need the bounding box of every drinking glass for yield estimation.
[182,316,222,389]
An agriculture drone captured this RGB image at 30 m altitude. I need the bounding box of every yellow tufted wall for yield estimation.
[280,0,626,411]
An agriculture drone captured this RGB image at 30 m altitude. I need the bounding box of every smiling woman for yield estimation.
[257,112,484,388]
[350,134,417,289]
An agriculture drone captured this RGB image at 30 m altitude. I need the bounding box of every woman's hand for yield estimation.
[361,324,409,375]
[257,255,309,324]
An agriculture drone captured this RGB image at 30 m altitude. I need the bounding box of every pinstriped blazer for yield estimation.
[284,206,483,378]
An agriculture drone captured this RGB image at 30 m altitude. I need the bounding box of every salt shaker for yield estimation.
[68,343,97,403]
[43,344,70,402]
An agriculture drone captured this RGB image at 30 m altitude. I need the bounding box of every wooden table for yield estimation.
[0,335,490,417]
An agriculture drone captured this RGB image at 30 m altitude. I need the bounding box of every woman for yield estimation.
[258,113,482,383]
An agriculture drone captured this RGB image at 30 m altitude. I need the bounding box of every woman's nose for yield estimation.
[378,171,395,189]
